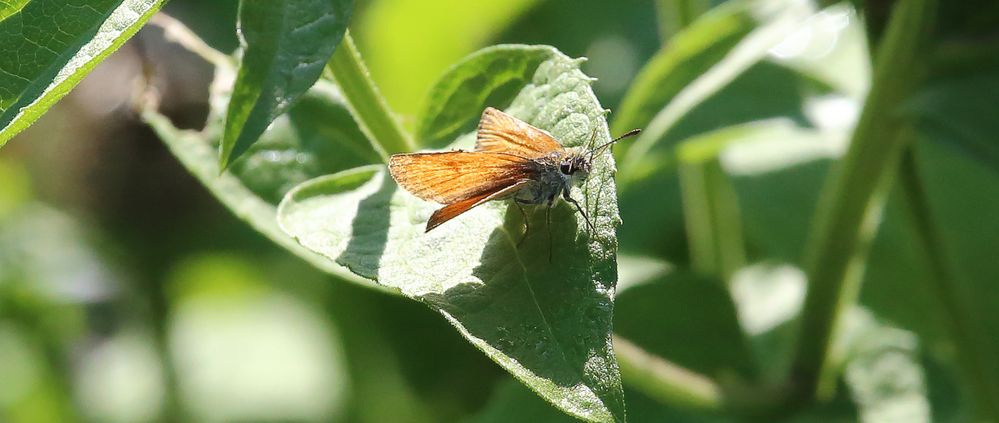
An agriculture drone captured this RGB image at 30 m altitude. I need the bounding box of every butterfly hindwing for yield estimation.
[425,180,532,232]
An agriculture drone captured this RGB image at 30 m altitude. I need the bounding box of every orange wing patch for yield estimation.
[388,151,538,204]
[425,180,531,232]
[475,107,563,158]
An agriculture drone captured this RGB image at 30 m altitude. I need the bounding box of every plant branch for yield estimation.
[326,31,414,159]
[614,335,723,411]
[149,13,234,68]
[898,148,999,421]
[789,0,936,402]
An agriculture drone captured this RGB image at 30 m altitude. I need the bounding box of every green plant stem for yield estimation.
[150,13,234,68]
[326,31,414,159]
[145,280,188,423]
[678,158,746,281]
[789,0,936,402]
[898,148,999,421]
[614,335,723,411]
[655,0,711,41]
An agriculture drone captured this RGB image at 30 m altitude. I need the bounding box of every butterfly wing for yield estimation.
[475,107,563,158]
[426,180,531,232]
[388,151,538,204]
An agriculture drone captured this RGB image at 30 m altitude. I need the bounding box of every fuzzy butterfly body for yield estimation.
[388,107,638,233]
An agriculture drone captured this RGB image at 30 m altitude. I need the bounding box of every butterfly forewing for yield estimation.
[388,151,539,204]
[475,107,563,158]
[389,107,568,231]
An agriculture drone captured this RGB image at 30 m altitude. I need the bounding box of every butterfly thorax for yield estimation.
[512,148,591,206]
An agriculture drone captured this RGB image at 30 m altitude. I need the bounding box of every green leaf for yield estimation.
[905,72,999,175]
[415,45,557,149]
[469,379,578,423]
[144,66,383,292]
[228,83,382,204]
[0,0,166,147]
[606,0,857,265]
[859,189,946,346]
[220,0,353,169]
[278,50,627,422]
[913,136,999,412]
[0,1,29,22]
[613,0,816,171]
[470,379,725,423]
[718,121,843,262]
[614,272,756,379]
[616,66,833,263]
[612,0,757,139]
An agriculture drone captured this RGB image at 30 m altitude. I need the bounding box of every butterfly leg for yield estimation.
[546,201,554,263]
[563,190,595,234]
[515,201,530,246]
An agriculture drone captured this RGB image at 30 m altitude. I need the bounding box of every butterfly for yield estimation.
[388,107,640,238]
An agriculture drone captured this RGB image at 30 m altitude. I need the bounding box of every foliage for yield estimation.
[3,0,999,421]
[0,0,166,146]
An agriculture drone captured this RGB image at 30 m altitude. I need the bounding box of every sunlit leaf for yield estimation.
[612,0,817,172]
[0,0,166,146]
[219,0,353,169]
[605,0,837,263]
[278,49,627,422]
[611,0,757,140]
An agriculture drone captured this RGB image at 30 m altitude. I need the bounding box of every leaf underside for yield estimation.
[145,65,382,290]
[279,49,627,422]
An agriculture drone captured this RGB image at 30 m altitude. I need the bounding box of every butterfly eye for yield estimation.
[559,163,572,175]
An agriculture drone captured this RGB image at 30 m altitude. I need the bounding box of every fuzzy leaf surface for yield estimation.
[279,49,627,422]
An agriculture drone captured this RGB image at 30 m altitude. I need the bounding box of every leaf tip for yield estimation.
[217,140,235,174]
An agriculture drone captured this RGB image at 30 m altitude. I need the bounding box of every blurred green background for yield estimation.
[3,0,998,421]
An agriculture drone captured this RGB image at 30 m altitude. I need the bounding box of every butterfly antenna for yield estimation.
[585,126,599,151]
[589,128,641,160]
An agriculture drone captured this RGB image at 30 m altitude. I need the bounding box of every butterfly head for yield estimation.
[558,153,592,186]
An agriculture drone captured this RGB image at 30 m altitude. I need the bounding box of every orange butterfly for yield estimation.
[389,107,639,235]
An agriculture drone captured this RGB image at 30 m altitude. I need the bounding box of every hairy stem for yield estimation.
[789,0,936,401]
[326,31,414,159]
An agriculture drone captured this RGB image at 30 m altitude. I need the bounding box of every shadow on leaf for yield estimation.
[337,173,396,278]
[418,202,624,421]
